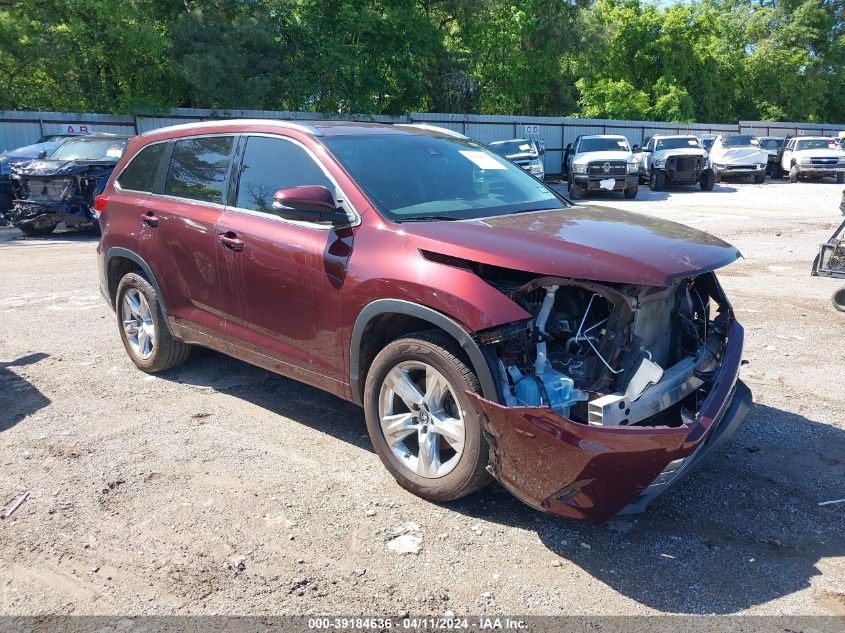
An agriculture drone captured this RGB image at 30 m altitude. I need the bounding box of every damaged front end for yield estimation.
[469,269,751,522]
[7,159,117,232]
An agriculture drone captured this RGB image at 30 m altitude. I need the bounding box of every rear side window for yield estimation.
[117,143,166,192]
[236,136,333,214]
[165,136,234,204]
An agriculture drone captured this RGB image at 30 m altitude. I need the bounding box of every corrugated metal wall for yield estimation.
[1,109,842,176]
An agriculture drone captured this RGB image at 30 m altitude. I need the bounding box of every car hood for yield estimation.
[795,148,842,158]
[11,159,118,178]
[402,206,741,287]
[653,148,708,160]
[506,152,540,162]
[710,146,768,164]
[572,150,633,164]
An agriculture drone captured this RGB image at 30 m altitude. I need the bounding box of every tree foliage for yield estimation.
[0,0,843,122]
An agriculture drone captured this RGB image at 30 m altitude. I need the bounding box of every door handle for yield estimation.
[218,232,245,252]
[141,212,159,227]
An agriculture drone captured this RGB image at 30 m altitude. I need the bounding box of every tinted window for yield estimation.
[117,143,165,192]
[236,136,332,213]
[655,137,701,150]
[165,136,234,204]
[721,135,756,148]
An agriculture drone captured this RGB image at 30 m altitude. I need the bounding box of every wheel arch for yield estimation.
[350,299,499,406]
[104,247,174,335]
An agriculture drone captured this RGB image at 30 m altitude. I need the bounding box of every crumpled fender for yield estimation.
[11,159,116,178]
[468,318,745,522]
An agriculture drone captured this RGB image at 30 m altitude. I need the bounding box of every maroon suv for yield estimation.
[96,120,751,522]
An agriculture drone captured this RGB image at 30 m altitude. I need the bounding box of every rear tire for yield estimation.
[116,272,190,373]
[700,169,715,191]
[18,222,56,237]
[623,183,638,199]
[363,330,492,502]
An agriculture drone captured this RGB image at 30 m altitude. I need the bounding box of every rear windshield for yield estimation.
[759,138,784,150]
[50,138,127,161]
[701,138,714,150]
[655,137,701,150]
[720,135,757,148]
[323,134,562,222]
[579,137,630,153]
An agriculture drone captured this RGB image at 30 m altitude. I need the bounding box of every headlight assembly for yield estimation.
[572,163,587,174]
[626,162,638,173]
[654,158,666,168]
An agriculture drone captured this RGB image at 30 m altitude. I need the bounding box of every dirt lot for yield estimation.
[0,179,843,618]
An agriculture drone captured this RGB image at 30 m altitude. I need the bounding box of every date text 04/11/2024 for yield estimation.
[306,617,528,630]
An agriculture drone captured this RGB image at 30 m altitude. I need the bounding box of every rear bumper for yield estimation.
[468,318,749,523]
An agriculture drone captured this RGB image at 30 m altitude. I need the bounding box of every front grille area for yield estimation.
[810,157,839,166]
[667,155,701,175]
[24,178,73,203]
[587,160,626,176]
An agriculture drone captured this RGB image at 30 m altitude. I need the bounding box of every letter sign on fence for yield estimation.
[524,125,540,136]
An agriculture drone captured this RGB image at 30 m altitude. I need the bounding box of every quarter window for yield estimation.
[236,136,333,214]
[117,143,165,193]
[165,136,234,204]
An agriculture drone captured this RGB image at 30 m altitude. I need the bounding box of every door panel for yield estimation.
[218,135,349,390]
[142,135,236,346]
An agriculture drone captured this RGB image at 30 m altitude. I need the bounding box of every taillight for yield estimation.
[93,194,109,213]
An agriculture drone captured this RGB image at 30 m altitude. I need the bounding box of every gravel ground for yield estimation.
[0,179,843,617]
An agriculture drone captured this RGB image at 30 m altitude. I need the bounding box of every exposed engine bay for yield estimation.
[475,268,731,428]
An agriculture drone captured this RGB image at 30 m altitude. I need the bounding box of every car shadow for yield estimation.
[157,351,844,614]
[0,353,51,431]
[0,225,100,247]
[550,183,739,204]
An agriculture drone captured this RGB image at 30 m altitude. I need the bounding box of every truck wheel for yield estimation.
[789,165,799,183]
[754,173,765,184]
[363,330,492,502]
[700,169,715,191]
[650,170,665,191]
[837,173,844,185]
[623,183,638,199]
[567,178,582,200]
[18,222,57,237]
[116,272,191,373]
[833,287,845,313]
[772,163,783,179]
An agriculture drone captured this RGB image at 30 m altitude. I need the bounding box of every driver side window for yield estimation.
[235,136,333,215]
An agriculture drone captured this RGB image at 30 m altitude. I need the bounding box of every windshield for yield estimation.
[579,137,630,153]
[49,138,127,161]
[323,134,563,221]
[655,137,701,151]
[489,140,536,157]
[759,138,784,150]
[721,135,756,148]
[795,139,835,150]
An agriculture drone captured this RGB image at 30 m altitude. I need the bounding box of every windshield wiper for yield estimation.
[396,215,462,222]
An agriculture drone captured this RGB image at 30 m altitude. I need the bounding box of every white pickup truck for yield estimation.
[634,134,714,191]
[562,134,639,199]
[708,134,769,183]
[779,136,845,183]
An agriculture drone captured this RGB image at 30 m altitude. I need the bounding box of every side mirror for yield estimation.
[273,185,349,225]
[633,146,642,154]
[37,150,47,159]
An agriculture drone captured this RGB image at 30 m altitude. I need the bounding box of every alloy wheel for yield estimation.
[378,361,466,479]
[121,289,156,360]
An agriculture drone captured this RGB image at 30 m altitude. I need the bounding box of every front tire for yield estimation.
[116,272,190,373]
[363,331,492,502]
[623,183,638,199]
[567,178,582,200]
[700,168,715,191]
[837,173,844,185]
[754,173,765,184]
[789,165,799,183]
[18,222,57,237]
[650,170,665,191]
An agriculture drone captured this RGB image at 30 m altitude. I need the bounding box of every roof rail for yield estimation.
[395,123,467,139]
[140,118,321,137]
